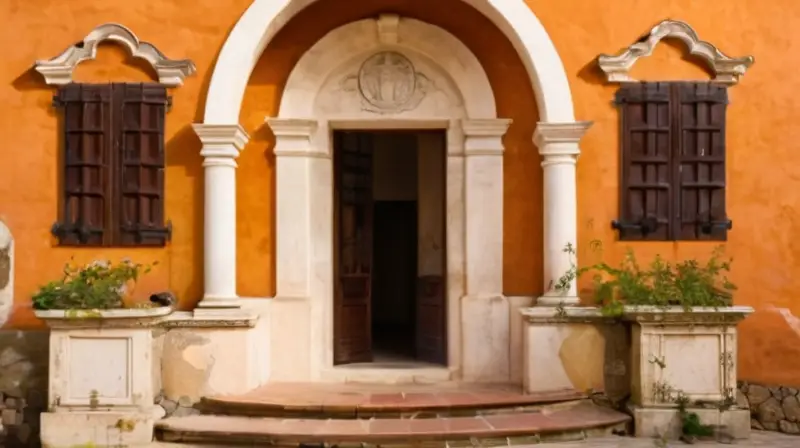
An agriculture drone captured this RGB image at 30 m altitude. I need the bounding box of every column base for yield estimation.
[536,295,581,306]
[196,296,242,309]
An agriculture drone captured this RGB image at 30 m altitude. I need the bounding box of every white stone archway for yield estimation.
[266,15,509,381]
[191,0,593,382]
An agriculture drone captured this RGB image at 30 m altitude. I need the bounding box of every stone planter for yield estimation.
[624,305,753,439]
[35,306,173,448]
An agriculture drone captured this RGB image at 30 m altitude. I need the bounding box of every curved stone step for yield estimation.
[156,401,631,446]
[198,383,586,419]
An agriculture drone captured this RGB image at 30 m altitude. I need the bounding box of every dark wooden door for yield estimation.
[333,131,374,365]
[416,277,446,364]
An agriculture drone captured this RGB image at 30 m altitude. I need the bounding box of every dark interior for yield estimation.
[370,200,418,360]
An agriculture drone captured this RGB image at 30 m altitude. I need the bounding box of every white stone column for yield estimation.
[460,118,511,383]
[533,121,592,306]
[193,124,250,308]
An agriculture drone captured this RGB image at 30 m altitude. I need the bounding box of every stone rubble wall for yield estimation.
[0,331,49,448]
[739,381,800,435]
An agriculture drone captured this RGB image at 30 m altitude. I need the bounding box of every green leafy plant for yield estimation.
[32,258,156,311]
[555,241,736,317]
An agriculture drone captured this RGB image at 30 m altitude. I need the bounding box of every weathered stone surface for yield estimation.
[757,397,786,431]
[752,418,765,430]
[0,330,49,447]
[779,419,800,434]
[782,395,800,422]
[161,399,178,416]
[736,389,749,409]
[172,405,201,417]
[779,387,795,399]
[748,384,772,407]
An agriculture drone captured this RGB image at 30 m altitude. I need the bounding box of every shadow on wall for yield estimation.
[0,330,49,447]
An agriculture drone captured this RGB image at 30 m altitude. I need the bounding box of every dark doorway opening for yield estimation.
[333,130,447,366]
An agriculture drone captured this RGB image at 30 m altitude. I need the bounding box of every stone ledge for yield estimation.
[520,306,611,324]
[161,309,258,329]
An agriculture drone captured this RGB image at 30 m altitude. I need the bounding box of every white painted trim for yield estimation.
[597,19,755,85]
[34,23,196,86]
[201,0,575,123]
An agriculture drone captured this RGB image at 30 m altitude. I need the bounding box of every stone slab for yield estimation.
[41,408,161,447]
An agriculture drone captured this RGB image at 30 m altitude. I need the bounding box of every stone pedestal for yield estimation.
[625,306,754,439]
[159,306,269,403]
[519,306,629,399]
[36,307,173,447]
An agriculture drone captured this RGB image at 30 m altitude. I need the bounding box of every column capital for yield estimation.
[266,118,318,138]
[193,124,250,166]
[193,123,250,149]
[462,118,512,156]
[266,118,324,158]
[534,121,593,166]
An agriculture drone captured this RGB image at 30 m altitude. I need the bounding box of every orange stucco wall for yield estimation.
[1,0,799,386]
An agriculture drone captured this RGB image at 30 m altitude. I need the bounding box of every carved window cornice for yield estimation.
[34,23,196,87]
[597,19,754,85]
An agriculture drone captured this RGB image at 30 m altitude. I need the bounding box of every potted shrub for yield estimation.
[34,258,174,447]
[555,243,753,441]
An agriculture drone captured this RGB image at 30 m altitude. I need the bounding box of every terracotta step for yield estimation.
[198,383,587,419]
[156,400,631,446]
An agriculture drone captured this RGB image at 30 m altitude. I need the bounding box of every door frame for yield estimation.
[325,119,461,375]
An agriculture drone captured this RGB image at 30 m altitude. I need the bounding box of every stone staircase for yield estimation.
[155,383,631,446]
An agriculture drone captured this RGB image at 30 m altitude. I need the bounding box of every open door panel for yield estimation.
[333,131,374,365]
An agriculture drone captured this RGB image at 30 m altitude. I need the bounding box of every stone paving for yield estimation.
[151,431,798,447]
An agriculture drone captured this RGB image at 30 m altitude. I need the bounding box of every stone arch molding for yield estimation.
[597,19,755,85]
[278,14,495,120]
[201,0,577,123]
[34,23,196,86]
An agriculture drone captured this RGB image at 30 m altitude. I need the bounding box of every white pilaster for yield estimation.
[265,118,325,381]
[462,119,511,295]
[533,121,592,306]
[460,118,512,383]
[193,124,249,308]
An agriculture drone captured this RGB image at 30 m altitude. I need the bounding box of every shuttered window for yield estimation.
[52,83,171,247]
[613,82,731,241]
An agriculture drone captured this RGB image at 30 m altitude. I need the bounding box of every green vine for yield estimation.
[554,241,736,317]
[32,258,156,311]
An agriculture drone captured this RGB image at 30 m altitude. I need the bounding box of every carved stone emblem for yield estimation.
[356,51,425,113]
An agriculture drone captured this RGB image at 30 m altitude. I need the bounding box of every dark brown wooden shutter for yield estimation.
[52,84,113,246]
[614,82,673,240]
[675,83,730,240]
[116,83,171,246]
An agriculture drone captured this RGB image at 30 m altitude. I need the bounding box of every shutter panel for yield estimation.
[613,82,673,241]
[52,84,112,246]
[675,83,730,241]
[116,83,171,246]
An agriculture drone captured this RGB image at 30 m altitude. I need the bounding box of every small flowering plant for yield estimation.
[32,258,156,310]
